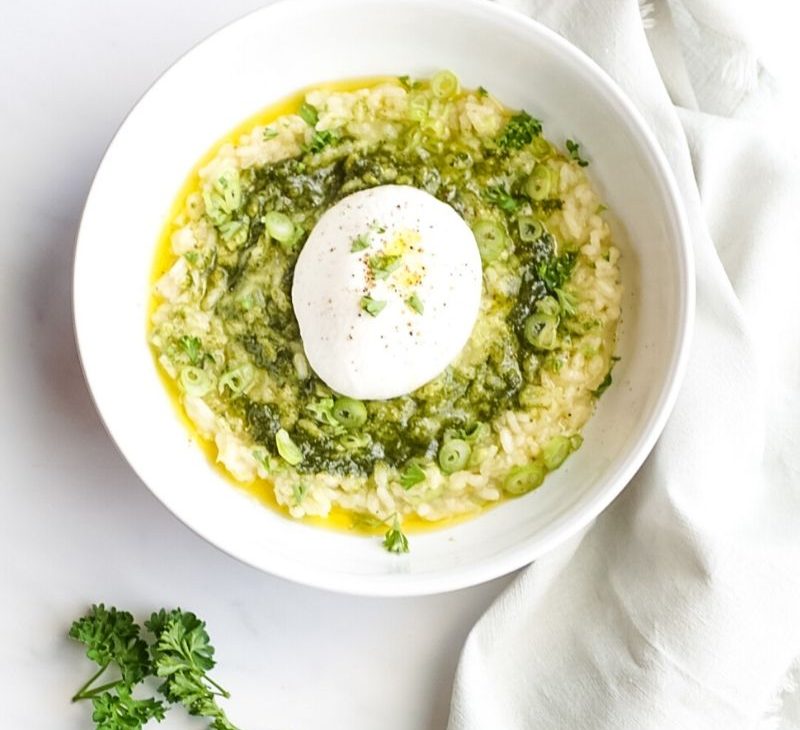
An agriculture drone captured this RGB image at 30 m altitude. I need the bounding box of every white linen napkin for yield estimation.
[448,1,800,728]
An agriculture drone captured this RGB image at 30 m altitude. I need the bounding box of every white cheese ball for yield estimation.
[292,185,482,400]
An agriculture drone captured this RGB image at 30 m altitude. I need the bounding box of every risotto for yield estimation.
[149,72,622,552]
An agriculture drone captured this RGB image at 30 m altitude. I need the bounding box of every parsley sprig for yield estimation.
[383,516,410,554]
[496,111,542,150]
[565,139,589,166]
[69,605,240,730]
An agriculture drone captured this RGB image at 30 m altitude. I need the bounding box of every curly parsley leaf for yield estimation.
[399,462,425,489]
[565,139,589,166]
[496,111,542,150]
[90,687,165,730]
[69,604,151,689]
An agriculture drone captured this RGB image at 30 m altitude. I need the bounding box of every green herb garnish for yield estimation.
[298,102,319,126]
[292,482,308,505]
[537,251,577,291]
[477,85,489,97]
[397,75,412,89]
[383,516,410,554]
[369,254,402,280]
[406,292,424,314]
[361,296,387,317]
[179,335,202,365]
[565,139,589,166]
[399,462,425,489]
[496,111,543,150]
[591,356,620,398]
[350,234,370,252]
[146,609,239,730]
[262,127,278,141]
[305,129,338,154]
[485,185,519,212]
[69,605,239,730]
[276,428,303,465]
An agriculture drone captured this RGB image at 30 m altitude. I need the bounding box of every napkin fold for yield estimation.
[448,1,800,728]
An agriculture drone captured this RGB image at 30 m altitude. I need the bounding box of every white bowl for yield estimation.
[73,0,693,596]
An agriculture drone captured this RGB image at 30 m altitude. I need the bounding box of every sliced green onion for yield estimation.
[524,315,559,350]
[340,432,371,450]
[503,462,546,495]
[518,217,545,243]
[536,295,561,318]
[542,435,572,470]
[179,366,213,396]
[400,462,426,489]
[438,439,471,474]
[406,292,424,314]
[431,70,460,99]
[525,164,553,200]
[530,135,552,158]
[408,92,429,122]
[361,296,386,317]
[332,397,367,429]
[276,428,303,466]
[298,102,319,126]
[464,422,489,443]
[218,364,254,396]
[472,219,507,263]
[263,211,295,244]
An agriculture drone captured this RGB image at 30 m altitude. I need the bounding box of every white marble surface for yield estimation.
[0,3,516,728]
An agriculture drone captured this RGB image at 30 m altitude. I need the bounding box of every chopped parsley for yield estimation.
[566,139,589,166]
[351,234,370,252]
[262,127,278,141]
[305,129,338,154]
[178,335,202,365]
[496,111,543,150]
[485,185,519,212]
[361,296,387,317]
[298,102,319,126]
[477,85,489,97]
[537,251,577,291]
[397,75,412,89]
[369,253,402,280]
[399,462,425,489]
[406,292,424,314]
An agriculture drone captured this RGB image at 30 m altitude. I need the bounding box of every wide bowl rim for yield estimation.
[73,0,695,596]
